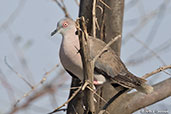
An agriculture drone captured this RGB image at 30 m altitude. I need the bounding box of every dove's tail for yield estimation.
[136,82,154,94]
[133,76,153,94]
[113,72,153,94]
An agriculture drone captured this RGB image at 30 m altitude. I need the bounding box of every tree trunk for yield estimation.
[67,0,124,113]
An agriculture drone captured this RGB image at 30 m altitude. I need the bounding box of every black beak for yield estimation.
[51,29,57,36]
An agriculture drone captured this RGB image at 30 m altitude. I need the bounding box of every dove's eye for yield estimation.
[62,22,69,28]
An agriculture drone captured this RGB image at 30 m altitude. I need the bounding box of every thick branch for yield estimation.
[128,78,171,113]
[105,78,171,114]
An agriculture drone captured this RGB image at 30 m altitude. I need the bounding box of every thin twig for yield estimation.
[93,35,121,63]
[0,69,16,103]
[92,0,97,38]
[126,39,171,66]
[142,65,171,79]
[9,84,56,114]
[72,104,78,114]
[74,0,80,6]
[95,18,100,30]
[132,35,166,66]
[130,0,169,56]
[4,56,33,88]
[123,0,170,45]
[96,5,103,15]
[14,64,58,106]
[0,0,26,32]
[87,86,107,103]
[49,86,82,114]
[99,0,111,9]
[82,81,89,90]
[53,0,70,18]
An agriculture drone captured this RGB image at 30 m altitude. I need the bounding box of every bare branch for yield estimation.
[74,0,80,6]
[14,65,58,106]
[76,16,96,113]
[130,35,166,66]
[126,78,171,114]
[86,86,107,103]
[0,0,26,32]
[0,69,16,104]
[98,65,171,113]
[126,39,171,66]
[142,65,171,79]
[99,0,111,10]
[93,35,121,64]
[97,78,171,114]
[53,0,70,18]
[92,0,97,38]
[123,0,170,45]
[129,0,170,56]
[4,56,33,88]
[49,86,82,114]
[9,85,56,114]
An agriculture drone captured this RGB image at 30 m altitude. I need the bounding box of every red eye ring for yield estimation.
[62,22,68,28]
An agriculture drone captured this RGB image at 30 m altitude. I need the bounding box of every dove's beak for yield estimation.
[51,27,61,36]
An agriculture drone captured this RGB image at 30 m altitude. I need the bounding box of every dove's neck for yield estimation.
[61,27,80,54]
[62,27,78,45]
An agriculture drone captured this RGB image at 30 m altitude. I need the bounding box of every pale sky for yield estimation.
[0,0,170,114]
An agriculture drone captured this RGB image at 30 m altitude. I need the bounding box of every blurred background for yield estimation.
[0,0,170,114]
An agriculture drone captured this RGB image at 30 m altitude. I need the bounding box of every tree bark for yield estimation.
[67,0,124,113]
[102,78,171,114]
[77,18,95,114]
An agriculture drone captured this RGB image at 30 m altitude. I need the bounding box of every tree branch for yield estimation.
[105,78,171,114]
[92,35,121,64]
[53,0,70,18]
[76,17,95,114]
[142,65,171,79]
[98,65,171,113]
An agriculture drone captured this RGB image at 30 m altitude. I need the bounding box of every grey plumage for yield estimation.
[51,18,153,94]
[89,37,152,93]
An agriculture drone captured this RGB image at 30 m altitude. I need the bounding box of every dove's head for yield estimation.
[51,18,76,36]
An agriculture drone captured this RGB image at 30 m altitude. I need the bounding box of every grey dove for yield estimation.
[51,18,153,94]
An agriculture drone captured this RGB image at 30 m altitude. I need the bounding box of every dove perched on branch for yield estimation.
[51,18,153,94]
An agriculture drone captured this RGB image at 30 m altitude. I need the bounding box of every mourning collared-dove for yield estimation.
[51,18,153,94]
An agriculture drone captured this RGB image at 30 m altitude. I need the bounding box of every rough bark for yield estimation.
[103,78,171,114]
[77,18,95,114]
[67,0,124,113]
